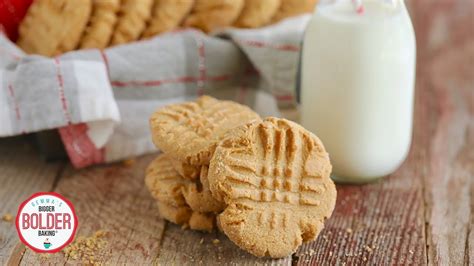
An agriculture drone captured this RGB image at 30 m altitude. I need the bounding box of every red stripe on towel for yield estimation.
[237,40,300,52]
[110,74,231,88]
[99,50,111,81]
[54,57,72,125]
[7,84,21,121]
[59,123,105,168]
[275,94,294,101]
[7,83,26,134]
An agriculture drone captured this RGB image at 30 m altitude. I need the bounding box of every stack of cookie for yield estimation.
[16,0,318,57]
[145,96,337,258]
[145,96,261,232]
[145,155,225,232]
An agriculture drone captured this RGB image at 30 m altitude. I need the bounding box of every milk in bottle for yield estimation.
[301,0,416,183]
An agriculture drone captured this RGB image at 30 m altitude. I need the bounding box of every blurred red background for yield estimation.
[0,0,33,41]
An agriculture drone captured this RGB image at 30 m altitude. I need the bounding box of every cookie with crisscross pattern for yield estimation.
[208,117,336,258]
[149,96,260,166]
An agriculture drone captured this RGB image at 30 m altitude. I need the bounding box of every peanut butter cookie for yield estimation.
[183,0,244,33]
[145,154,223,232]
[235,0,281,28]
[110,0,153,46]
[182,165,225,213]
[145,154,191,207]
[208,117,336,258]
[145,154,224,212]
[170,159,201,180]
[17,0,92,56]
[157,202,215,232]
[272,0,317,23]
[149,96,260,166]
[142,0,194,38]
[80,0,121,49]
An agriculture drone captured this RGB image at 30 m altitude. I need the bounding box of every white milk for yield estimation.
[301,0,416,183]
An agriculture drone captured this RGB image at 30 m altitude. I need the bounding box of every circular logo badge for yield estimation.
[16,192,78,253]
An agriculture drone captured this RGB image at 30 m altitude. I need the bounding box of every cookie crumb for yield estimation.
[2,213,13,222]
[181,223,189,230]
[199,238,204,244]
[63,230,108,263]
[308,248,315,256]
[346,228,353,234]
[39,253,51,261]
[122,159,136,167]
[363,256,367,262]
[409,249,414,254]
[329,251,333,256]
[364,245,373,253]
[212,239,220,245]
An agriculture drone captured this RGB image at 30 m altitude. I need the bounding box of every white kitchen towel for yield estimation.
[0,15,309,168]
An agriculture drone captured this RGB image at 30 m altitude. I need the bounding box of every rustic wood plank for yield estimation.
[294,150,427,265]
[425,85,474,265]
[19,154,166,265]
[469,163,474,265]
[0,136,64,265]
[157,223,291,265]
[410,0,474,264]
[421,68,473,265]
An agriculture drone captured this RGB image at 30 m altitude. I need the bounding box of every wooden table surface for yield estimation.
[1,1,473,265]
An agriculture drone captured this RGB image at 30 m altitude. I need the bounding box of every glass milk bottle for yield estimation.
[301,0,416,183]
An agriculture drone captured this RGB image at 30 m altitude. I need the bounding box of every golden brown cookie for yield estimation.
[17,0,92,56]
[55,0,92,54]
[170,159,201,180]
[234,0,281,28]
[188,211,214,232]
[156,202,214,232]
[156,202,192,224]
[182,166,225,213]
[145,154,224,213]
[272,0,317,23]
[145,154,191,207]
[146,155,219,232]
[183,0,244,33]
[149,96,260,166]
[208,117,336,258]
[142,0,194,38]
[110,0,153,46]
[80,0,121,49]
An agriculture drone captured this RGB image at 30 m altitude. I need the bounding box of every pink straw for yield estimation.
[352,0,365,14]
